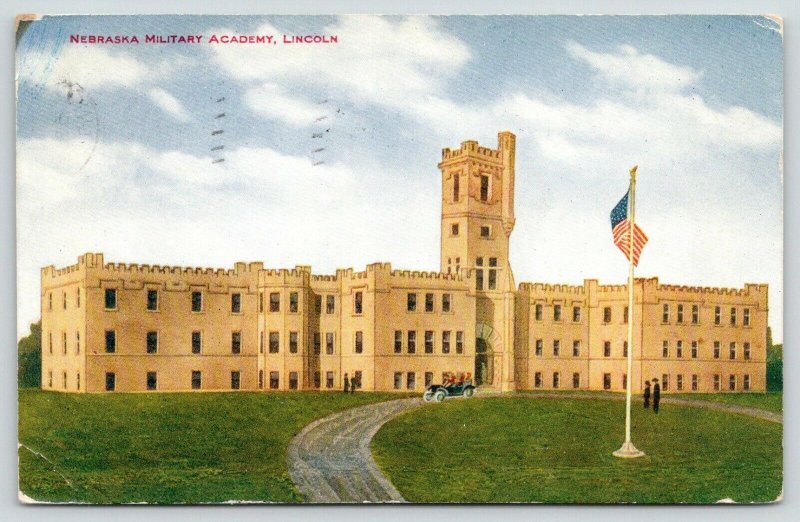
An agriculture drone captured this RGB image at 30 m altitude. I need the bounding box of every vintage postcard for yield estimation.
[16,14,783,504]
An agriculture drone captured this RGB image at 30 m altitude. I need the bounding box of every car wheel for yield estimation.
[423,391,433,402]
[434,390,446,403]
[464,387,475,398]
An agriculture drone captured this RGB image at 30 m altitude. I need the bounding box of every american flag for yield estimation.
[610,190,648,266]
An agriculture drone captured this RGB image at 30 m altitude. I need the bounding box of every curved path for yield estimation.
[287,392,781,503]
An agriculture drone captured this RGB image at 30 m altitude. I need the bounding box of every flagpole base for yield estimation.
[613,441,645,459]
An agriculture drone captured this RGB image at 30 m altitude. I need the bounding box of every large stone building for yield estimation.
[40,132,768,394]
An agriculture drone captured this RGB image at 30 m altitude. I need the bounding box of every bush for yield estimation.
[18,321,41,388]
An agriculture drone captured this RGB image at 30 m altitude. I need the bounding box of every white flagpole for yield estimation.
[614,165,645,458]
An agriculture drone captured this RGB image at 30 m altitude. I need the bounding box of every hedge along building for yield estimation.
[40,132,768,394]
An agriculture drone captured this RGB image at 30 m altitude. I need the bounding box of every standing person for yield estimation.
[343,373,350,393]
[643,380,651,409]
[350,374,357,394]
[652,378,661,414]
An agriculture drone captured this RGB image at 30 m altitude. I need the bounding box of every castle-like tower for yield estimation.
[39,131,768,394]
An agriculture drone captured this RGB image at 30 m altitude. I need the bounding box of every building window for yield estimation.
[553,372,560,389]
[554,304,562,322]
[603,307,611,323]
[76,332,80,354]
[715,306,721,325]
[48,332,52,354]
[662,374,669,392]
[407,331,416,354]
[105,372,115,391]
[691,341,698,358]
[624,306,629,324]
[677,304,684,323]
[456,331,464,353]
[573,306,581,322]
[713,341,720,359]
[231,371,241,390]
[313,371,321,389]
[394,331,402,353]
[442,331,451,354]
[572,373,581,389]
[603,373,611,390]
[424,331,434,353]
[289,372,299,390]
[147,372,157,391]
[63,292,67,310]
[407,372,416,390]
[76,288,81,308]
[231,293,241,313]
[290,292,299,313]
[730,307,737,326]
[480,174,489,201]
[147,289,158,311]
[553,340,560,356]
[744,342,751,360]
[424,293,434,312]
[476,269,484,290]
[315,295,322,314]
[326,332,335,355]
[714,374,721,391]
[63,332,67,354]
[488,268,497,290]
[453,173,460,201]
[326,295,335,314]
[622,374,627,390]
[729,342,736,360]
[535,339,543,357]
[676,374,684,391]
[534,372,542,388]
[743,308,750,327]
[47,371,52,388]
[192,331,202,354]
[48,292,52,311]
[271,371,280,389]
[313,333,321,355]
[743,374,750,391]
[691,304,699,324]
[269,331,279,353]
[270,292,280,312]
[105,330,116,353]
[407,293,417,312]
[692,374,698,391]
[662,303,669,323]
[480,225,490,238]
[394,372,402,390]
[190,291,203,312]
[354,291,363,314]
[232,331,242,354]
[146,331,158,354]
[355,331,363,354]
[451,223,459,236]
[534,303,543,321]
[676,340,683,358]
[192,371,202,390]
[442,293,451,312]
[662,340,669,358]
[258,370,264,389]
[105,288,117,310]
[288,332,298,353]
[729,374,736,391]
[259,292,264,313]
[603,341,611,357]
[62,371,67,389]
[623,341,628,358]
[572,340,580,357]
[76,372,81,390]
[425,372,433,388]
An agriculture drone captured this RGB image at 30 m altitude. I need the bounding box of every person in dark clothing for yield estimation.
[643,380,651,409]
[652,378,661,414]
[350,375,357,394]
[343,373,350,393]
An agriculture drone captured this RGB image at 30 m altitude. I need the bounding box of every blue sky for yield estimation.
[16,15,783,340]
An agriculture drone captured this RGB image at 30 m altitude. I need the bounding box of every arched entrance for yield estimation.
[475,338,493,386]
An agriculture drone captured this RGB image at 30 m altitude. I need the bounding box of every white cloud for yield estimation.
[244,84,322,126]
[147,88,189,121]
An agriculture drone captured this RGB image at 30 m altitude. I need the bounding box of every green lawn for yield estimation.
[671,392,782,413]
[18,389,402,503]
[372,397,782,503]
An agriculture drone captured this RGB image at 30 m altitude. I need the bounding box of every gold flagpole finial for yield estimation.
[629,165,638,179]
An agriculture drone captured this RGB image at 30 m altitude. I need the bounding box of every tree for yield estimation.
[18,321,41,388]
[765,327,783,392]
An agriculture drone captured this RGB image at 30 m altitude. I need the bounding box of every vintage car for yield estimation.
[423,372,476,402]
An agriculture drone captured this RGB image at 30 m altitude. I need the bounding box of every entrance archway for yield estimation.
[475,338,493,386]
